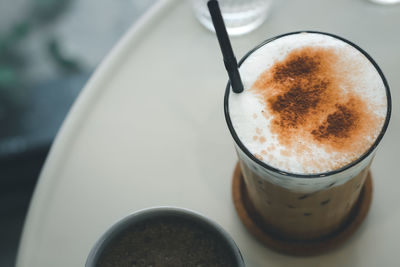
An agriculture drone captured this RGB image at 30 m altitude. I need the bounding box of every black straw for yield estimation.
[207,0,244,93]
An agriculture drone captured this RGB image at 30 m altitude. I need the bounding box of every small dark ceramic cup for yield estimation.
[86,206,245,267]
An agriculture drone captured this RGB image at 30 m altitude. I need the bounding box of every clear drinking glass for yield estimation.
[224,31,391,240]
[369,0,400,4]
[191,0,272,36]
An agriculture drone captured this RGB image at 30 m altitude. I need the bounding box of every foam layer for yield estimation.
[229,32,387,174]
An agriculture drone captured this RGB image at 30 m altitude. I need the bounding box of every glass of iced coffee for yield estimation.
[225,31,391,241]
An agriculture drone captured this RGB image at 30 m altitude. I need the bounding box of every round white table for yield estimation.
[16,0,400,266]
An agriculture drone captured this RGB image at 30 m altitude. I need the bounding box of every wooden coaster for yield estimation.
[232,163,373,256]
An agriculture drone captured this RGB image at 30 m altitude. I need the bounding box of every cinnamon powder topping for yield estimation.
[312,101,358,140]
[252,46,379,158]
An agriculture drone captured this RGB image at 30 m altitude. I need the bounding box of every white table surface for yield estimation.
[16,0,400,266]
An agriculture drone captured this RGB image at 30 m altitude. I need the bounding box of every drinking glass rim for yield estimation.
[224,30,392,179]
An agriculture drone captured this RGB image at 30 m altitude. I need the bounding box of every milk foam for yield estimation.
[229,32,387,174]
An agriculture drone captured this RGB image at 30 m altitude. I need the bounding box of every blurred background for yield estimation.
[0,0,156,265]
[1,0,399,266]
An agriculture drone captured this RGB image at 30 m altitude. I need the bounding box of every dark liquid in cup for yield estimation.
[96,217,238,267]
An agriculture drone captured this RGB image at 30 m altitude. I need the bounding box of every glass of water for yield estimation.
[191,0,272,36]
[368,0,400,4]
